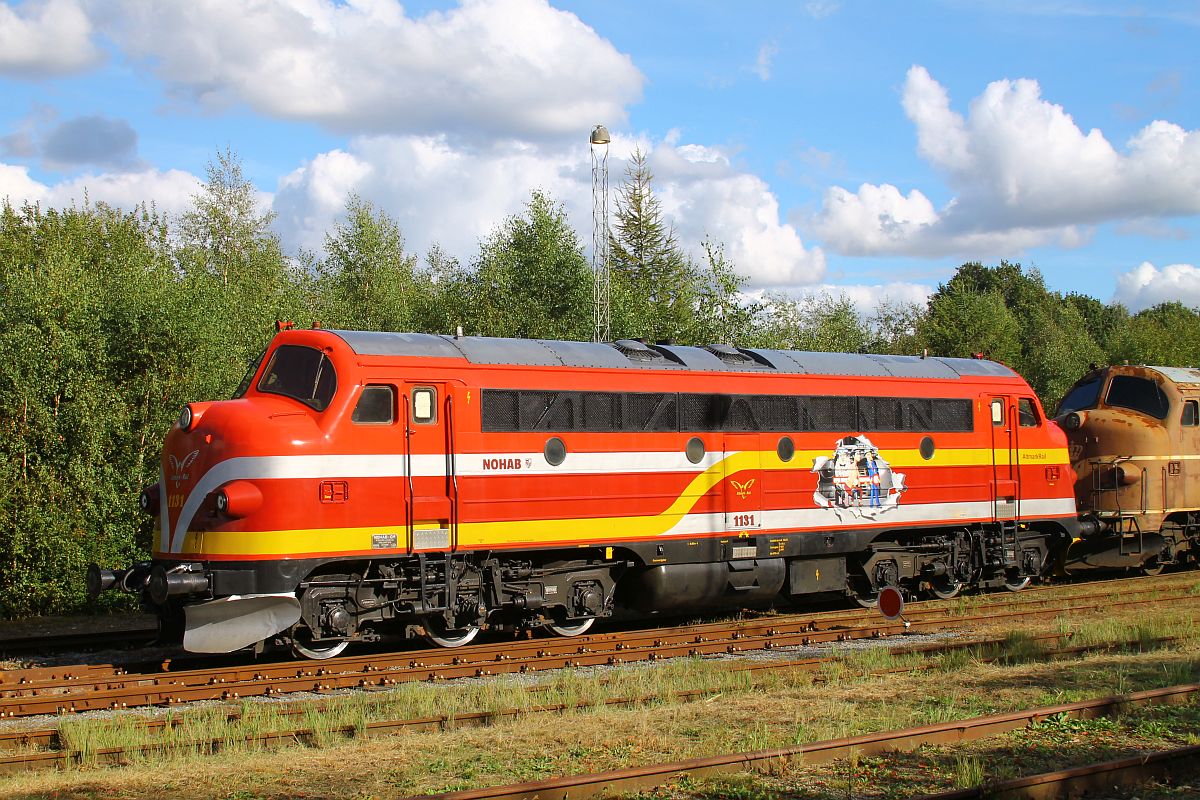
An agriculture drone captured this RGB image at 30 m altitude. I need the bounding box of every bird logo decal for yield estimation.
[169,450,199,487]
[730,477,756,499]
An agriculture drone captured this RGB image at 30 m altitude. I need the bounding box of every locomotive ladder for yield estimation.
[414,552,451,614]
[1089,456,1145,557]
[998,519,1021,568]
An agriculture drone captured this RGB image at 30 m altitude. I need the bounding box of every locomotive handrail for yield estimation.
[447,392,459,553]
[404,398,414,553]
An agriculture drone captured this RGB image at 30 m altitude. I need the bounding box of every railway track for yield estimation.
[0,574,1193,720]
[915,744,1200,799]
[403,684,1200,800]
[0,630,1178,775]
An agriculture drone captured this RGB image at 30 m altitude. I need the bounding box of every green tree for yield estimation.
[920,286,1022,365]
[866,298,925,355]
[921,261,1108,404]
[1125,302,1200,367]
[311,195,426,331]
[691,238,757,345]
[460,190,592,340]
[176,148,303,395]
[609,149,699,342]
[749,292,869,352]
[0,201,195,614]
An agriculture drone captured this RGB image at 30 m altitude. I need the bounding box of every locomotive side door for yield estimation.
[722,433,763,538]
[989,396,1020,521]
[403,383,457,553]
[1181,397,1200,509]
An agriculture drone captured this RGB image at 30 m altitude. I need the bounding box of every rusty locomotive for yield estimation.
[1056,364,1200,574]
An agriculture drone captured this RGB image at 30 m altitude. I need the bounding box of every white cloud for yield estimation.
[0,162,201,217]
[272,133,825,289]
[0,0,101,75]
[1113,261,1200,312]
[752,41,778,81]
[644,142,824,287]
[96,0,642,141]
[813,65,1200,258]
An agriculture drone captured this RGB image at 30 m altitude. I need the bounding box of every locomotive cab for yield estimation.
[1055,364,1200,573]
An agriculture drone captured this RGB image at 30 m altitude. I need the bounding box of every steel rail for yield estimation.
[0,591,1193,718]
[0,633,1177,775]
[0,571,1191,688]
[405,684,1200,800]
[913,744,1200,799]
[1,575,1191,692]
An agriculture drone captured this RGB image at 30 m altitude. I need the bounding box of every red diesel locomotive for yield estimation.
[90,328,1079,658]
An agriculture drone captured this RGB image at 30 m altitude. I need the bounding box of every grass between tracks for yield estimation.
[1,594,1199,799]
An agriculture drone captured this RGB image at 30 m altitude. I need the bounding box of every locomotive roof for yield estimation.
[1144,365,1200,387]
[330,330,1018,381]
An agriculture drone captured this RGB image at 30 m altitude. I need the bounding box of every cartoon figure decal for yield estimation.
[812,435,905,517]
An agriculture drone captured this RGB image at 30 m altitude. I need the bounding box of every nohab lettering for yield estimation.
[483,456,523,471]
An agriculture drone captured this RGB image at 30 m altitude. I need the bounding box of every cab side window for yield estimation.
[352,385,395,424]
[1183,399,1199,427]
[990,399,1005,426]
[412,387,437,424]
[1018,397,1040,427]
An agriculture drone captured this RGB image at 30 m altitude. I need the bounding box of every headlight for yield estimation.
[179,404,194,431]
[139,483,161,516]
[213,481,262,518]
[1062,412,1082,430]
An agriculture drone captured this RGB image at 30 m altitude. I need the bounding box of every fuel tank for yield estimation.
[619,558,786,613]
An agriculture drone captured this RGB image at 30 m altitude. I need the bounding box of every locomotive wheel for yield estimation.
[422,615,481,648]
[291,629,350,660]
[852,586,879,608]
[1140,559,1166,577]
[929,578,963,600]
[1003,575,1032,592]
[548,617,595,637]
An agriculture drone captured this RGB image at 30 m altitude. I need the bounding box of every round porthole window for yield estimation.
[544,436,566,466]
[777,436,795,462]
[686,437,705,464]
[919,436,935,460]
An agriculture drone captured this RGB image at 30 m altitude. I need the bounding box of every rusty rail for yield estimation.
[0,586,1193,719]
[914,744,1200,799]
[0,633,1179,775]
[407,684,1200,800]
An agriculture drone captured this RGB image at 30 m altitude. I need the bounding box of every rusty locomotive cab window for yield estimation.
[412,387,437,424]
[1056,375,1103,415]
[1106,375,1169,420]
[1018,398,1040,427]
[352,386,395,424]
[257,345,337,411]
[1183,400,1199,427]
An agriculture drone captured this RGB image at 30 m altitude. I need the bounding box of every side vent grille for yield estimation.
[705,344,774,369]
[705,343,752,364]
[612,339,664,363]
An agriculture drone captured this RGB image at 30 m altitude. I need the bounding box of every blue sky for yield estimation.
[1,0,1197,315]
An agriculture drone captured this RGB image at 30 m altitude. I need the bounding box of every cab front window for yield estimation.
[257,345,337,411]
[1057,374,1103,416]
